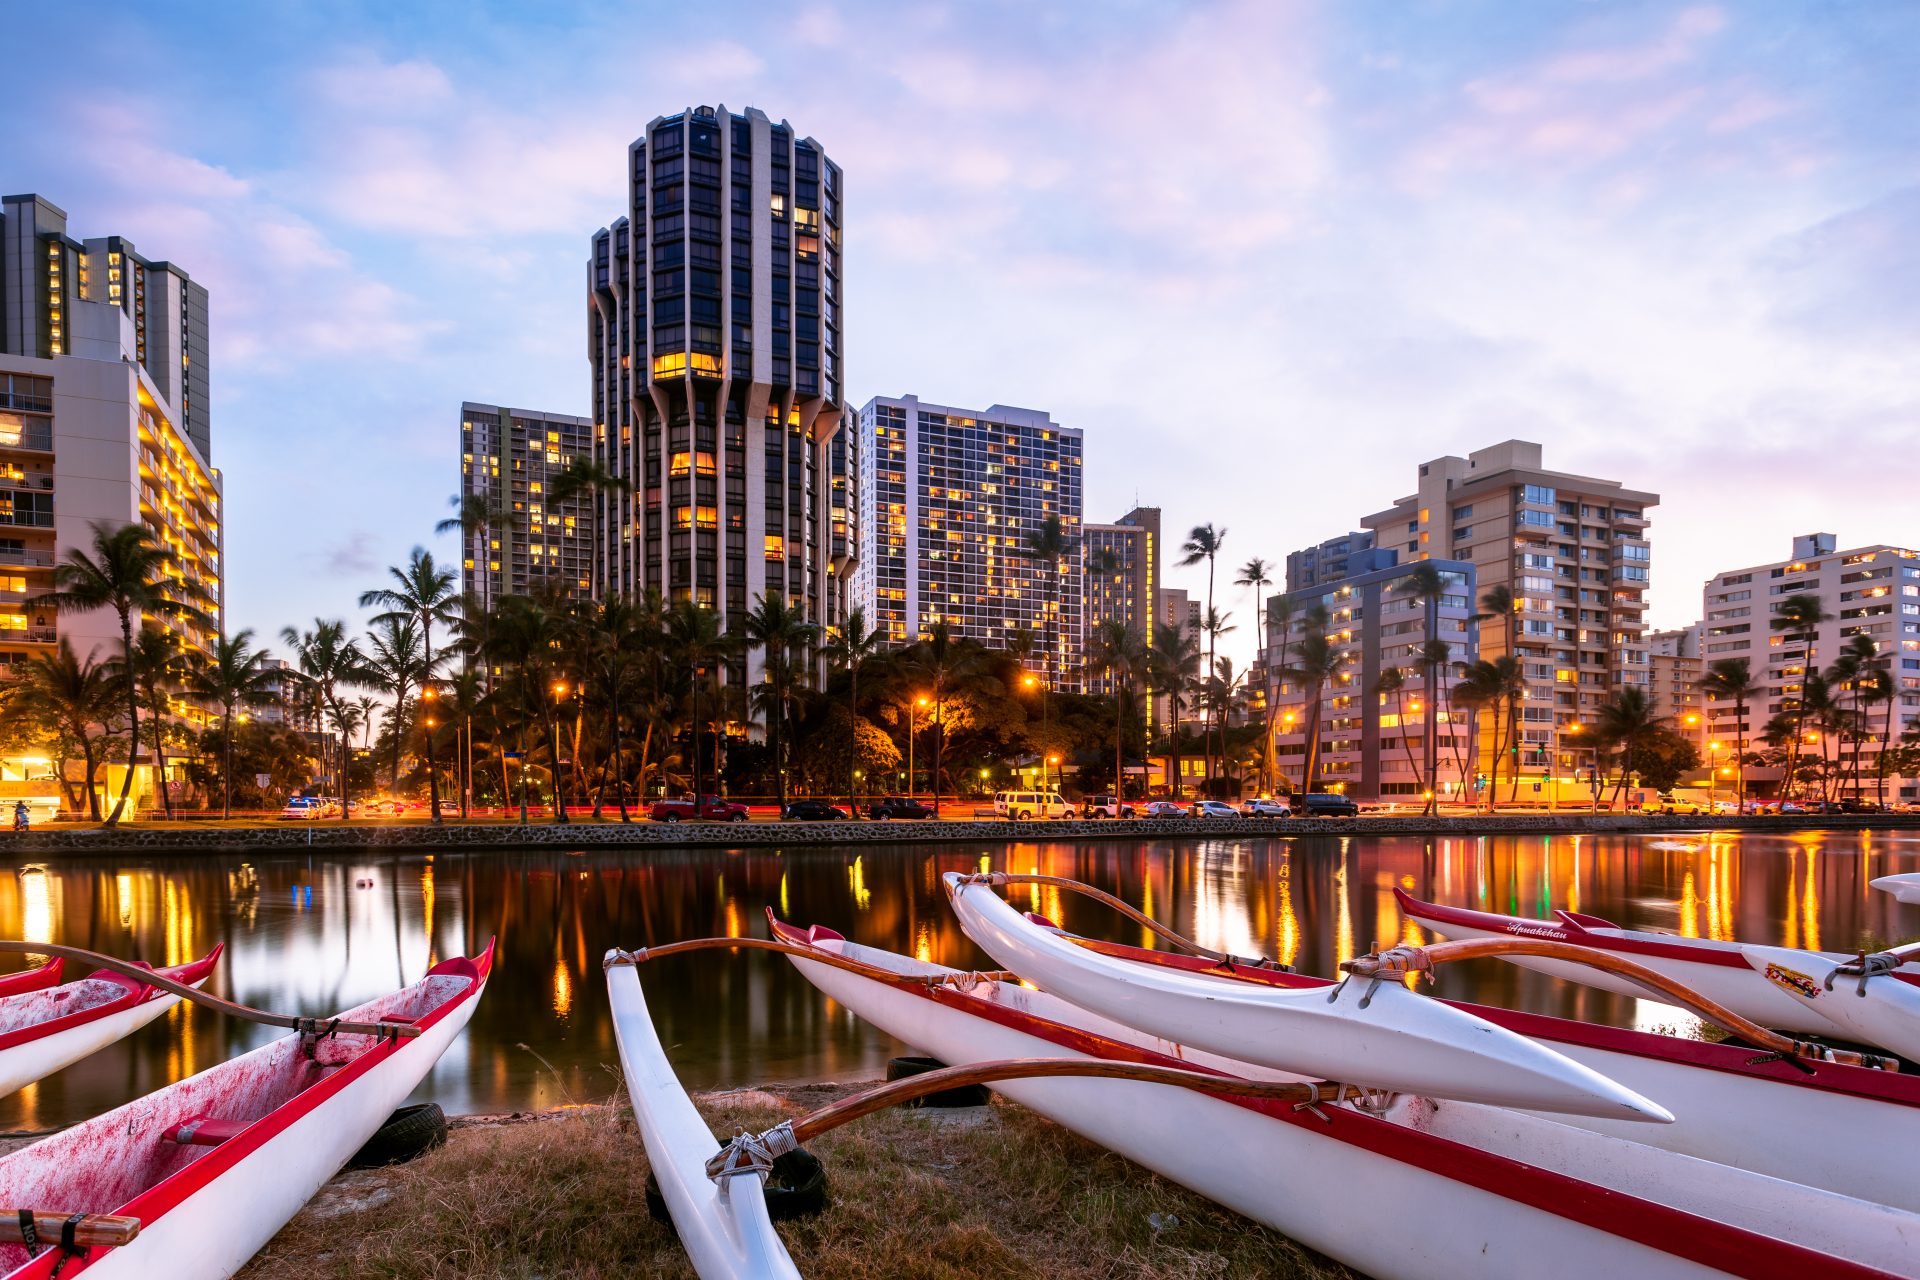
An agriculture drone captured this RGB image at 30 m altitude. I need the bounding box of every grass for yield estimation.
[240,1087,1349,1280]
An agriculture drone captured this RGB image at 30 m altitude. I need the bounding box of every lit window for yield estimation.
[765,535,785,558]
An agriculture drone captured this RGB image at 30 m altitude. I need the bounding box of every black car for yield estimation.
[783,799,849,821]
[1294,792,1361,818]
[868,796,935,820]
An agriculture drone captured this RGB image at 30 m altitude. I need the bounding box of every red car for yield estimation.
[648,794,750,822]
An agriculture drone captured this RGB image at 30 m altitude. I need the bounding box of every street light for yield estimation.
[549,680,570,823]
[1708,740,1721,811]
[1047,754,1062,793]
[1566,722,1600,814]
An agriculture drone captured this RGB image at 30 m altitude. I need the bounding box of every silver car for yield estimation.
[1241,797,1292,818]
[1191,800,1241,819]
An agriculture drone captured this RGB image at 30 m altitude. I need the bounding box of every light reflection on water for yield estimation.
[2,830,1918,1129]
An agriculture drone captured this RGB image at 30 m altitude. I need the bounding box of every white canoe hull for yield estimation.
[606,959,801,1280]
[0,995,183,1098]
[782,935,1920,1280]
[946,874,1668,1122]
[1872,873,1920,906]
[1397,892,1920,1039]
[1739,945,1920,1064]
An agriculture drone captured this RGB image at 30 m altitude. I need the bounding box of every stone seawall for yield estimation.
[0,812,1912,857]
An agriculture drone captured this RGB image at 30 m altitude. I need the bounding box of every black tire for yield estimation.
[348,1103,447,1169]
[730,812,747,822]
[660,813,680,823]
[645,1144,828,1231]
[885,1055,992,1108]
[1017,810,1030,821]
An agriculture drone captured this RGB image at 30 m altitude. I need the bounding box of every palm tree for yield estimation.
[1825,634,1883,801]
[1199,606,1236,787]
[361,548,461,822]
[37,521,213,824]
[1180,524,1229,788]
[119,627,189,819]
[544,456,632,508]
[1148,621,1201,795]
[1453,657,1524,810]
[741,590,819,811]
[665,600,736,806]
[1285,609,1345,793]
[902,622,991,817]
[1473,586,1517,656]
[188,629,280,818]
[821,606,888,810]
[1,639,120,820]
[571,597,645,821]
[1772,593,1831,800]
[486,593,573,822]
[1235,556,1272,665]
[1260,595,1298,794]
[1397,563,1448,813]
[435,492,522,540]
[280,619,373,821]
[1374,666,1422,798]
[1593,686,1664,809]
[1698,657,1760,810]
[1018,514,1077,719]
[1089,620,1148,801]
[362,614,424,791]
[1427,640,1470,800]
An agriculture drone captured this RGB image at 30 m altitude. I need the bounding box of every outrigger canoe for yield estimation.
[1737,944,1920,1063]
[605,952,801,1280]
[1872,873,1920,906]
[0,947,222,1099]
[0,960,62,1001]
[1398,888,1920,1043]
[1030,916,1920,1211]
[771,917,1920,1280]
[945,873,1670,1122]
[0,943,492,1279]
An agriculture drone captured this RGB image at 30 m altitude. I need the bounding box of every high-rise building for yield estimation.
[3,195,211,458]
[587,105,849,690]
[1264,558,1477,801]
[1084,506,1159,670]
[1648,625,1707,757]
[1284,531,1393,594]
[458,403,596,611]
[0,196,222,808]
[1362,440,1658,779]
[1700,533,1920,802]
[853,394,1084,685]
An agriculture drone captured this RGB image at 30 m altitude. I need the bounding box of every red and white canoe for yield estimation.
[0,948,222,1099]
[946,873,1670,1122]
[605,953,801,1280]
[0,943,492,1279]
[0,960,63,1001]
[1030,918,1920,1211]
[1397,888,1920,1041]
[771,917,1920,1280]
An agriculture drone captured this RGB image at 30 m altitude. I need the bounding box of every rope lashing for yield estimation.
[603,947,649,970]
[704,1121,801,1182]
[1826,950,1902,998]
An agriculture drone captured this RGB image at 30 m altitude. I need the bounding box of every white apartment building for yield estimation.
[1701,533,1920,802]
[853,394,1084,685]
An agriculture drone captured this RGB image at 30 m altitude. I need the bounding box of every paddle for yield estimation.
[0,940,421,1041]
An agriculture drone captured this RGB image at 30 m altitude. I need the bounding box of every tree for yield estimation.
[665,599,737,806]
[901,622,993,817]
[38,522,212,824]
[1148,621,1201,795]
[1285,609,1345,793]
[1397,563,1448,813]
[280,619,373,821]
[1593,686,1664,809]
[544,456,633,509]
[361,548,461,822]
[1199,605,1236,784]
[1825,634,1884,801]
[1374,666,1421,798]
[362,614,424,792]
[1771,593,1831,800]
[1472,586,1516,656]
[742,590,819,811]
[1698,657,1759,808]
[1260,595,1298,795]
[1179,524,1229,790]
[821,606,888,810]
[188,629,281,818]
[1235,557,1272,685]
[1018,514,1078,726]
[118,627,189,819]
[1,640,121,819]
[486,593,572,822]
[1453,657,1524,810]
[1088,620,1148,802]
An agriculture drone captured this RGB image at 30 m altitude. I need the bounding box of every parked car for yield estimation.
[1191,799,1241,819]
[993,790,1073,820]
[1778,801,1807,815]
[1080,794,1134,819]
[868,796,935,820]
[1140,800,1187,818]
[1656,794,1705,815]
[783,799,849,821]
[1295,793,1361,818]
[1836,798,1884,814]
[279,796,321,820]
[1241,797,1293,818]
[649,794,751,822]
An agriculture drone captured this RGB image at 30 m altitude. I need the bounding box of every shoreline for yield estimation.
[1,811,1913,857]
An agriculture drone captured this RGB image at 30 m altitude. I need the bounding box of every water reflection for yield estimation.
[1,831,1917,1130]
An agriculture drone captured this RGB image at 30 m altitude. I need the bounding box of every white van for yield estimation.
[993,790,1072,820]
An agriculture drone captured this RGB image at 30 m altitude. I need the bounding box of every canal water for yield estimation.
[3,830,1918,1130]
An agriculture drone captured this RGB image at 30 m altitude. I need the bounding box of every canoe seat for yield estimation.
[163,1116,247,1147]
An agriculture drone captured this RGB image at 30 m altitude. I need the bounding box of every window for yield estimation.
[1522,484,1556,506]
[1452,504,1473,520]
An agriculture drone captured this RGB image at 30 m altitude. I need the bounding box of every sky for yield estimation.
[4,0,1916,670]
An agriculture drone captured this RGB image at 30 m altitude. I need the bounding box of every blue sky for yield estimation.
[4,0,1915,665]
